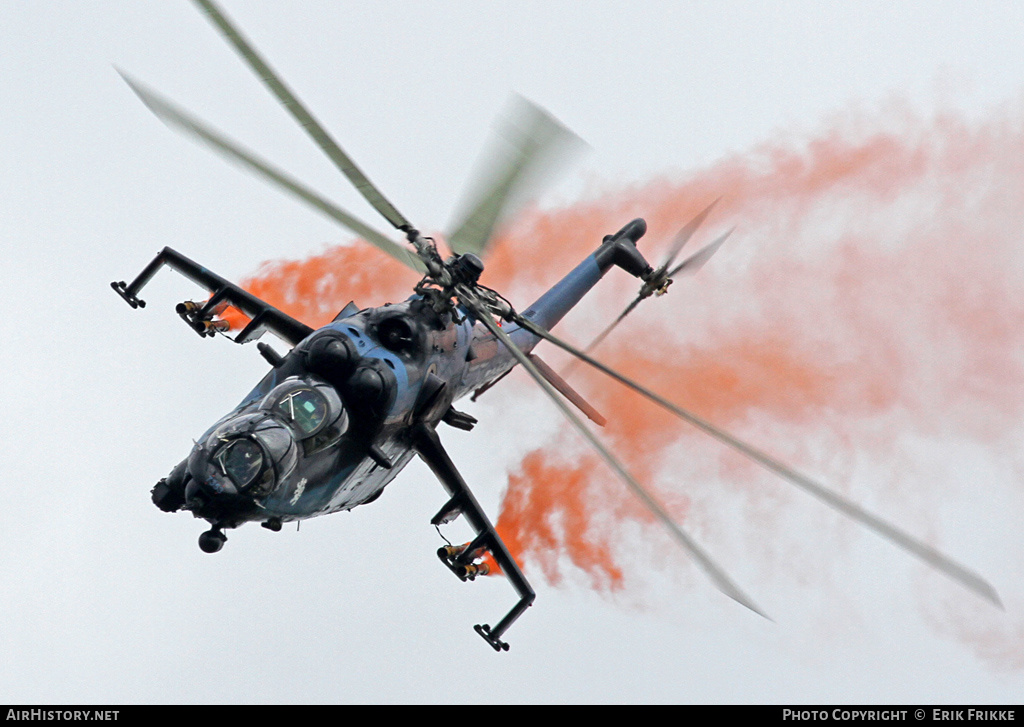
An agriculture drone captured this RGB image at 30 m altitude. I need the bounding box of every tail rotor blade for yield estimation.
[592,228,733,353]
[119,71,424,273]
[191,0,414,233]
[462,289,770,619]
[659,198,720,273]
[513,314,1003,609]
[580,213,729,357]
[667,227,735,278]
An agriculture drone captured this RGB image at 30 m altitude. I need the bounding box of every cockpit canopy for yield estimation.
[215,437,263,490]
[259,375,348,455]
[188,375,347,502]
[192,412,299,497]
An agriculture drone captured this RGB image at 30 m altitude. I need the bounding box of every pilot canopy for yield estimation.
[259,375,348,455]
[188,376,348,500]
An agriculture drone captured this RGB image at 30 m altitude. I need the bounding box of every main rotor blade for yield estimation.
[658,198,720,272]
[514,314,1003,609]
[446,97,582,257]
[192,0,413,233]
[461,288,770,619]
[528,353,607,426]
[119,71,424,273]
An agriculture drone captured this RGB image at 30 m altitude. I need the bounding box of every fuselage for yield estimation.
[172,227,650,531]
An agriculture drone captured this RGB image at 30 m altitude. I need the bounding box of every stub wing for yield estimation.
[411,422,534,652]
[112,246,313,347]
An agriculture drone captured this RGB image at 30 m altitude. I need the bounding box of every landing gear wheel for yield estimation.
[198,529,227,553]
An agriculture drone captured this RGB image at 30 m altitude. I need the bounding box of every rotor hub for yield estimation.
[450,253,485,286]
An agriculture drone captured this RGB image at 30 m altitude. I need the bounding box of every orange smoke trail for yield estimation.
[484,104,1024,668]
[220,241,419,329]
[227,101,1024,666]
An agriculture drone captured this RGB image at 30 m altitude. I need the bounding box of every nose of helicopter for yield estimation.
[182,440,251,517]
[184,412,300,512]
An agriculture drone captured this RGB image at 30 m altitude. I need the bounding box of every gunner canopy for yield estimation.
[190,412,299,497]
[215,437,263,489]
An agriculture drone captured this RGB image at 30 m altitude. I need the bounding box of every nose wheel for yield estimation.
[198,528,227,553]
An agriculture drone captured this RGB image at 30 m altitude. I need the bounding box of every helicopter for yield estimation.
[112,0,1001,652]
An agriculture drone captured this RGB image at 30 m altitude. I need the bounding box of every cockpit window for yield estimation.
[259,375,347,455]
[215,438,264,489]
[276,388,327,436]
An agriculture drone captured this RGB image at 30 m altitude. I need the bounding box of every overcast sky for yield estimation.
[1,0,1022,704]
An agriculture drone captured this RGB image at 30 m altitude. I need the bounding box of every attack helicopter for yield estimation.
[112,0,1001,652]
